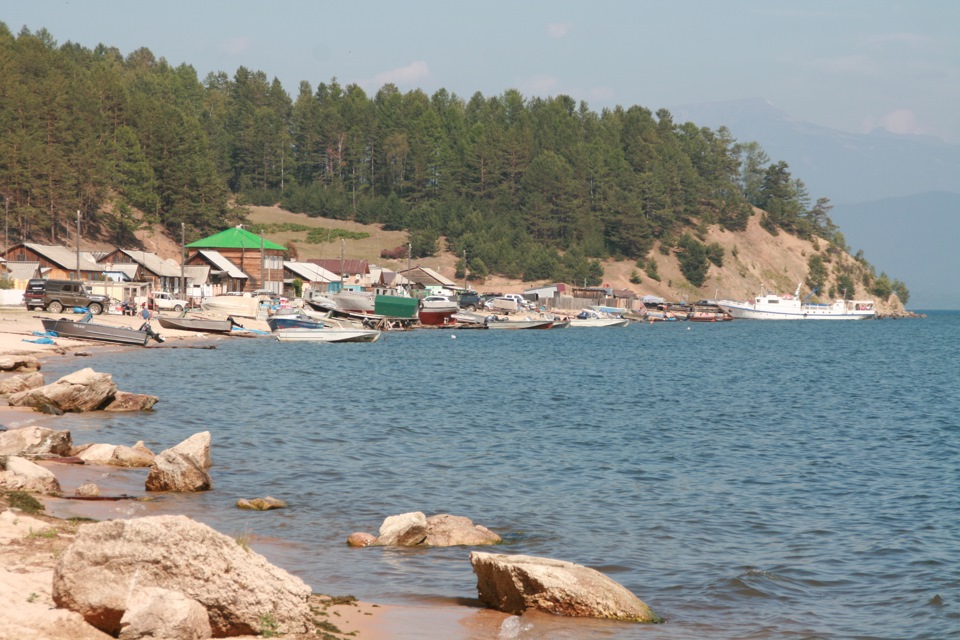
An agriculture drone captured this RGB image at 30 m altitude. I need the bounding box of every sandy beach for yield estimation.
[0,308,494,640]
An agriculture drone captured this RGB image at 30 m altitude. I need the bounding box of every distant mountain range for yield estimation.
[672,98,960,309]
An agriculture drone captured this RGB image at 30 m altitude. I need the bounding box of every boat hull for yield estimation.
[568,318,630,328]
[717,302,875,320]
[157,316,234,333]
[484,319,554,329]
[41,318,151,346]
[274,328,381,343]
[419,306,458,326]
[200,296,262,319]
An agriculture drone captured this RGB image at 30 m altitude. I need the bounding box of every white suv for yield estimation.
[150,291,190,312]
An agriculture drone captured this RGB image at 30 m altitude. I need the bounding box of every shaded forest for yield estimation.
[0,25,906,299]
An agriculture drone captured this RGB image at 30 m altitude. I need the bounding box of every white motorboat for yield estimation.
[274,327,381,343]
[568,309,630,327]
[200,294,265,319]
[717,283,876,320]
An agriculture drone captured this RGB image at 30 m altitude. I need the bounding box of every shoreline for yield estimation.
[0,308,491,640]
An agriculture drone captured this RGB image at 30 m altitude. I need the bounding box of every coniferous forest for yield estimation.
[0,25,908,299]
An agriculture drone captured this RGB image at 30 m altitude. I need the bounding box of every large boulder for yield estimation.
[425,514,502,546]
[118,587,211,640]
[0,426,72,457]
[74,441,155,467]
[469,552,662,623]
[0,455,62,495]
[75,443,117,464]
[52,515,313,637]
[110,443,155,468]
[170,431,212,468]
[0,371,45,394]
[0,355,41,372]
[235,497,286,511]
[374,511,427,546]
[8,368,117,413]
[102,391,159,412]
[144,450,211,492]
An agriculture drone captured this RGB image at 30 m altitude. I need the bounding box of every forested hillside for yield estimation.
[0,24,907,302]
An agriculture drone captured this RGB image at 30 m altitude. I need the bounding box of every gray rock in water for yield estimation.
[145,450,211,492]
[374,511,428,546]
[0,372,45,395]
[470,552,662,623]
[53,515,313,637]
[236,496,287,511]
[425,514,502,547]
[75,482,100,497]
[102,391,159,412]
[0,355,41,373]
[8,368,117,413]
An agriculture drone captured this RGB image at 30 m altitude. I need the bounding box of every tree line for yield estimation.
[0,25,906,299]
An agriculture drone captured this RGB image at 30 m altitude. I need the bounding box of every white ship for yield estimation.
[717,283,876,320]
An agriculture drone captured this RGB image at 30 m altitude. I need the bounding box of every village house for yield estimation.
[283,261,340,298]
[307,258,370,292]
[1,242,106,281]
[397,265,458,295]
[186,226,286,295]
[97,248,185,292]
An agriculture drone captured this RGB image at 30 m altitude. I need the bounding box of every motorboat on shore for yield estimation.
[200,293,266,319]
[273,327,381,343]
[717,283,876,320]
[568,309,630,328]
[157,314,238,334]
[418,295,459,326]
[41,315,164,346]
[483,315,554,330]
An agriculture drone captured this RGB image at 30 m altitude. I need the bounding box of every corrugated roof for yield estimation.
[183,264,210,285]
[284,261,339,283]
[398,266,457,287]
[23,243,104,273]
[308,258,369,275]
[187,226,286,251]
[195,250,248,279]
[5,261,41,281]
[113,249,183,277]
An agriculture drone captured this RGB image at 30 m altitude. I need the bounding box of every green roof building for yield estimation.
[186,226,286,294]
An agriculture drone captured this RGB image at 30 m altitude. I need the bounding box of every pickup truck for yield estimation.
[149,291,189,312]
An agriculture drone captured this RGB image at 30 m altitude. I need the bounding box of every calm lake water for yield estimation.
[38,312,960,639]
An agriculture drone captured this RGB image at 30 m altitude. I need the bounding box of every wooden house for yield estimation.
[186,226,286,294]
[1,243,105,281]
[397,265,458,293]
[98,249,184,292]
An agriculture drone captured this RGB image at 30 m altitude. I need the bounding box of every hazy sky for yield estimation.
[4,0,959,142]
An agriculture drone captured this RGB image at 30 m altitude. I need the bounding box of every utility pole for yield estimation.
[75,210,81,281]
[180,222,186,298]
[463,249,467,291]
[4,196,8,252]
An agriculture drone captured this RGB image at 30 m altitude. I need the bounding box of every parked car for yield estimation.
[456,290,482,311]
[149,291,190,312]
[23,279,110,314]
[484,293,533,311]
